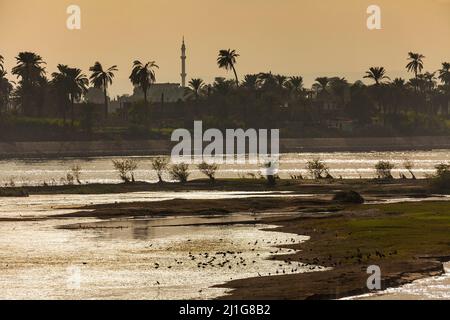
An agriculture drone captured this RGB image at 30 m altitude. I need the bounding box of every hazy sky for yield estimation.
[1,0,449,96]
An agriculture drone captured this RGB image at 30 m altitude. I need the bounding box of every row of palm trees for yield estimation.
[1,49,450,125]
[0,52,160,123]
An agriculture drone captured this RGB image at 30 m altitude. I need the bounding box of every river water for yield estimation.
[1,150,449,186]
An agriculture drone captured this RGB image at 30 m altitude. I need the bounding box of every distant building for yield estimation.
[131,83,185,104]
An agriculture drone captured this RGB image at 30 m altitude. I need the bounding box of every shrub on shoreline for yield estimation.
[151,157,169,183]
[375,161,395,180]
[112,159,138,183]
[306,158,329,180]
[170,163,190,183]
[198,162,219,182]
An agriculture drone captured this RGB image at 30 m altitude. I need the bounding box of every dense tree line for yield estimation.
[0,50,449,140]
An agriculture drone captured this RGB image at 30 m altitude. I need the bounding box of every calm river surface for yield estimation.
[0,150,449,186]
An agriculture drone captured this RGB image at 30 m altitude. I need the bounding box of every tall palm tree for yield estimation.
[187,78,204,100]
[89,62,118,118]
[129,60,159,105]
[67,67,88,126]
[406,52,425,79]
[217,49,240,86]
[52,65,88,127]
[314,77,330,93]
[51,65,71,125]
[364,67,390,85]
[12,52,46,115]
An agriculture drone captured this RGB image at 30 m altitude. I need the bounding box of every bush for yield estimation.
[151,157,169,183]
[375,161,394,180]
[306,158,329,180]
[198,162,219,182]
[333,191,365,204]
[435,163,450,176]
[112,159,138,183]
[431,163,450,192]
[71,165,82,184]
[170,163,190,183]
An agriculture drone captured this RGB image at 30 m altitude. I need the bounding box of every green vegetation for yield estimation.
[291,201,450,270]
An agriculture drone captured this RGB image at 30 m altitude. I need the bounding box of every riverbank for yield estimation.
[1,136,450,158]
[0,178,435,198]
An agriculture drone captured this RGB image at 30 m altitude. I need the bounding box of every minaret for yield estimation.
[181,37,187,88]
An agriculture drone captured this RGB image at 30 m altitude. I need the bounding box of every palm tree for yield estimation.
[12,52,46,115]
[67,67,88,126]
[406,52,425,79]
[314,77,330,93]
[364,67,390,85]
[0,70,14,113]
[89,62,118,118]
[129,60,159,105]
[52,65,88,126]
[438,62,450,86]
[387,78,406,114]
[274,75,287,90]
[329,77,350,105]
[286,76,304,97]
[242,74,259,91]
[51,65,71,125]
[187,78,204,100]
[217,49,240,86]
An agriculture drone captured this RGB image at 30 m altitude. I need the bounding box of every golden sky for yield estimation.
[1,0,449,96]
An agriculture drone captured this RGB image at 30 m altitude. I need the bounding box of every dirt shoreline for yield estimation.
[0,178,434,198]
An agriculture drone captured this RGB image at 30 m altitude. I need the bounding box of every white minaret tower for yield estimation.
[181,37,187,88]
